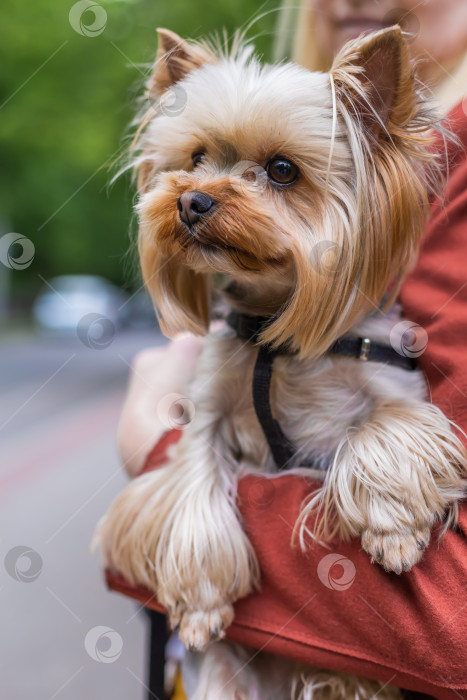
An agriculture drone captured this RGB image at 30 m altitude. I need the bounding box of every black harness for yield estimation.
[226,310,417,471]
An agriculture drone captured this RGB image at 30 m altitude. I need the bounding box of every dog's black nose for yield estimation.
[177,190,215,228]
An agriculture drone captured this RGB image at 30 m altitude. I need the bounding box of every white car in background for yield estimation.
[33,275,128,332]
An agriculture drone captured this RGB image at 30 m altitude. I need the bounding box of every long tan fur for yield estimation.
[96,26,467,699]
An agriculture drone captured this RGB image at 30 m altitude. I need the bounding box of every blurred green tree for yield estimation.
[0,0,278,307]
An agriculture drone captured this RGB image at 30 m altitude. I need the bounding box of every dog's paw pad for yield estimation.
[362,527,430,573]
[178,604,234,651]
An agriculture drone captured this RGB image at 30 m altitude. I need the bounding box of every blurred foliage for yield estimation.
[0,0,278,305]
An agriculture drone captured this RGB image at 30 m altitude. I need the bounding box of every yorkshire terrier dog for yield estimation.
[97,25,467,699]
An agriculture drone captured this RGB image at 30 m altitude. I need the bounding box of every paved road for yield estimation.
[0,328,167,700]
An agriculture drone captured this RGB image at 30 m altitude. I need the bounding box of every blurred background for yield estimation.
[0,1,282,697]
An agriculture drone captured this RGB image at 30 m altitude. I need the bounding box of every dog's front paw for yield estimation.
[178,604,234,651]
[361,526,430,573]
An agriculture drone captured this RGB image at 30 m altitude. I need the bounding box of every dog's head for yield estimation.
[133,26,441,356]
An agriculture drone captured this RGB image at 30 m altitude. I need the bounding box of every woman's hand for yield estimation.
[117,334,205,477]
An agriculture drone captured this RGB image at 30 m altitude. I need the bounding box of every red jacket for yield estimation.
[106,102,467,699]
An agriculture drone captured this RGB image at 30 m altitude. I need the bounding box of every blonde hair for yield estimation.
[275,0,467,115]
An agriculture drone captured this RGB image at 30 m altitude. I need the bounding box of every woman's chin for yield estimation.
[336,23,384,45]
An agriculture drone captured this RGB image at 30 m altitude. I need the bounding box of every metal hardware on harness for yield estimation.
[359,338,371,361]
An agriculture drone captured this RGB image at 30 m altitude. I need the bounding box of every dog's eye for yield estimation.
[266,157,298,185]
[192,151,206,167]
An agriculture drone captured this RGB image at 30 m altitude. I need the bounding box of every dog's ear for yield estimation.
[135,30,215,193]
[331,25,413,140]
[149,28,215,96]
[138,223,210,336]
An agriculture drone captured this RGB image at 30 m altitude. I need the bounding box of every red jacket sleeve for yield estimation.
[106,104,467,699]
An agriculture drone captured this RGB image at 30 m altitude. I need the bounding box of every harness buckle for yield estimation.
[359,337,371,361]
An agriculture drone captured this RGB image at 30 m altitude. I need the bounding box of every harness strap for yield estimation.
[226,311,272,344]
[252,345,297,471]
[226,310,417,471]
[329,336,417,371]
[227,310,417,372]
